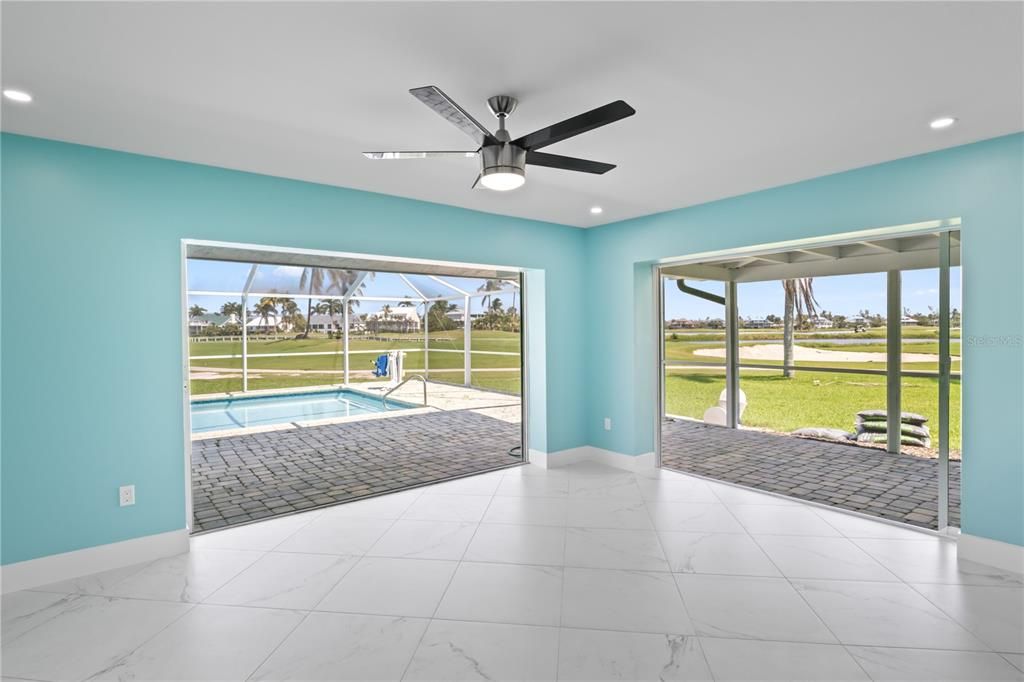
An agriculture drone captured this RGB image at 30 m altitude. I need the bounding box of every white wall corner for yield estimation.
[1,529,190,594]
[540,445,656,472]
[957,533,1024,575]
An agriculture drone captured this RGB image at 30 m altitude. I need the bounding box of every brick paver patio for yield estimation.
[661,419,960,530]
[191,410,521,532]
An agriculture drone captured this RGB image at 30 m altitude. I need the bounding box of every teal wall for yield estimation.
[584,133,1024,547]
[2,132,1022,563]
[0,134,586,564]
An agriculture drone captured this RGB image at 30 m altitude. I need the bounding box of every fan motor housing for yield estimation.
[480,143,527,182]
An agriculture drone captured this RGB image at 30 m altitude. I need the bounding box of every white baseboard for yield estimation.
[2,529,190,594]
[531,446,656,472]
[958,533,1024,575]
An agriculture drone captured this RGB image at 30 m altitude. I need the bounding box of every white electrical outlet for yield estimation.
[604,417,612,431]
[119,485,136,507]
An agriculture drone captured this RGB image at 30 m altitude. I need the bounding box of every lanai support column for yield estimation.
[886,270,902,454]
[463,295,471,386]
[241,295,248,392]
[240,264,258,393]
[725,280,740,428]
[938,232,951,529]
[343,304,350,385]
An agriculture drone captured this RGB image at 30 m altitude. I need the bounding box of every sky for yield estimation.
[186,259,961,322]
[664,268,962,321]
[186,260,519,316]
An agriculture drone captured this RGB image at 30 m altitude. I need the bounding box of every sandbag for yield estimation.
[855,422,931,439]
[792,427,855,441]
[856,410,928,425]
[855,432,930,448]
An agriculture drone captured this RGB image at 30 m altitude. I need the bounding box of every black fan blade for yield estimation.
[363,151,478,160]
[409,86,497,147]
[513,100,635,151]
[526,151,615,174]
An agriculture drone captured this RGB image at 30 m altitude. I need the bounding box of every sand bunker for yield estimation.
[694,344,938,364]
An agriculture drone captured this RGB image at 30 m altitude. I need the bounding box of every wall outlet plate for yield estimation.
[119,485,136,507]
[604,417,612,431]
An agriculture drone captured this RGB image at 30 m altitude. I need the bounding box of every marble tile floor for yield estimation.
[3,463,1022,681]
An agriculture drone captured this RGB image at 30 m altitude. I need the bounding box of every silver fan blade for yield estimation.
[363,151,478,160]
[409,86,497,147]
[470,173,481,189]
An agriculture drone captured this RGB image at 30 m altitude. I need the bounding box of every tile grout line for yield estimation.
[639,475,718,680]
[397,485,500,681]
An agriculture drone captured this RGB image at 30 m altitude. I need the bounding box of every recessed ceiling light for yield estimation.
[590,206,604,215]
[2,89,33,103]
[930,116,956,130]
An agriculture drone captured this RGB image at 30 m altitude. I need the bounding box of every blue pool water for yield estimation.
[191,389,412,433]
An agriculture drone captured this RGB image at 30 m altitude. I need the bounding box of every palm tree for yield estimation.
[279,298,303,332]
[428,300,458,330]
[397,298,414,307]
[188,304,207,319]
[254,297,280,334]
[477,279,504,310]
[781,278,818,378]
[219,301,243,321]
[297,268,371,338]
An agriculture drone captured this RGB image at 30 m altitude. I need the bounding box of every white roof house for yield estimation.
[367,306,421,331]
[246,313,292,331]
[445,307,486,324]
[188,312,240,330]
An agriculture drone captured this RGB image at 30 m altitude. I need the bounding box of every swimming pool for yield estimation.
[191,389,413,433]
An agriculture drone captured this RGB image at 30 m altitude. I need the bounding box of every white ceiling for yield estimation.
[2,2,1021,227]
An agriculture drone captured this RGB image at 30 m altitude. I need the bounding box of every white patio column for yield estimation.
[423,302,430,378]
[241,294,248,392]
[725,281,740,428]
[463,295,472,386]
[343,304,350,385]
[886,270,902,454]
[937,231,952,529]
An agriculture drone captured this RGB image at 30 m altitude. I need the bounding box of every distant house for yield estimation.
[445,307,486,325]
[901,316,919,325]
[308,313,340,333]
[812,317,834,329]
[246,313,292,333]
[745,318,771,329]
[367,306,421,332]
[188,313,239,335]
[307,312,367,334]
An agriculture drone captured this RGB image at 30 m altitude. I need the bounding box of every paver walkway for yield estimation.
[661,419,960,530]
[192,409,521,532]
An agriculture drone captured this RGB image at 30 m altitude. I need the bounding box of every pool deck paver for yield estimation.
[191,385,522,532]
[660,418,960,530]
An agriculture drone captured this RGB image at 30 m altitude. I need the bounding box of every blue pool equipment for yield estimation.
[373,354,389,377]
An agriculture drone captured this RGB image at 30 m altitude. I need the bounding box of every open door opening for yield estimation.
[183,242,526,533]
[658,224,962,532]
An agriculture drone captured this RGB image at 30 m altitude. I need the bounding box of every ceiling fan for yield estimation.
[363,86,636,191]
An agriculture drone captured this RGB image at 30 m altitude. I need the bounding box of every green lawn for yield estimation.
[665,326,960,341]
[664,337,961,373]
[665,368,961,455]
[189,330,521,356]
[188,331,522,396]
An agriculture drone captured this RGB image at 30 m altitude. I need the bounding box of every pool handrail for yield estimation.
[382,374,428,410]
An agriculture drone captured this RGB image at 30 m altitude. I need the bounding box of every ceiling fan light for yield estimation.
[479,144,527,191]
[480,169,526,191]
